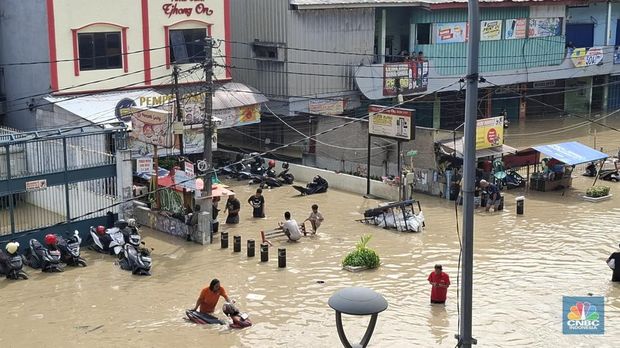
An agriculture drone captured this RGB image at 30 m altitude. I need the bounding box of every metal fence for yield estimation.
[0,125,126,237]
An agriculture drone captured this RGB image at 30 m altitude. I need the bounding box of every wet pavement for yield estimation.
[1,116,620,347]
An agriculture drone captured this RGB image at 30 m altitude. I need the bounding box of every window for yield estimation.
[169,28,207,64]
[252,42,285,61]
[78,32,122,71]
[416,23,431,45]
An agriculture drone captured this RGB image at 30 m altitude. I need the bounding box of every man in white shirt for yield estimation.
[279,211,302,242]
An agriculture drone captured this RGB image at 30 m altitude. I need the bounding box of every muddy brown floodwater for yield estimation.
[1,117,620,347]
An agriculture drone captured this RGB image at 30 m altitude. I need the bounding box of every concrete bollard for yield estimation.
[221,232,228,249]
[260,243,269,262]
[233,235,241,253]
[278,248,286,268]
[516,196,525,215]
[247,239,255,257]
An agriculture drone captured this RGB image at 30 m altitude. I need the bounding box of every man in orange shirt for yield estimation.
[193,279,232,314]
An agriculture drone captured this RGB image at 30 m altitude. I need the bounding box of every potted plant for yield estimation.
[342,235,381,272]
[583,185,612,202]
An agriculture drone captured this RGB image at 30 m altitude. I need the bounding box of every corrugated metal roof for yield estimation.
[214,82,269,110]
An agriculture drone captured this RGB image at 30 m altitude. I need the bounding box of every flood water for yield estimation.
[1,116,620,347]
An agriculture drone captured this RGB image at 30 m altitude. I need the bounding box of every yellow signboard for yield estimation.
[476,116,504,150]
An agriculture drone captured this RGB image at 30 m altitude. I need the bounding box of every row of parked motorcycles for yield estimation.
[219,154,295,188]
[89,219,152,276]
[0,231,85,280]
[0,219,151,281]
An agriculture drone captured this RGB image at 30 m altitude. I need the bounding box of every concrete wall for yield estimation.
[567,3,609,46]
[0,0,51,129]
[133,204,189,239]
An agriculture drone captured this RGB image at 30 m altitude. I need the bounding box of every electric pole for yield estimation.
[173,65,184,155]
[201,36,214,244]
[458,1,480,347]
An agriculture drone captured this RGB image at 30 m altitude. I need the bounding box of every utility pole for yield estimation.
[458,1,480,347]
[173,65,184,155]
[201,36,214,244]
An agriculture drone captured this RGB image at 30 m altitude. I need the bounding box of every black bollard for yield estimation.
[498,195,504,211]
[260,243,269,262]
[233,235,241,253]
[516,196,525,215]
[221,232,229,249]
[247,239,255,257]
[278,248,286,268]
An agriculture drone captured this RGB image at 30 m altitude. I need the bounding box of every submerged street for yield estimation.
[1,118,619,347]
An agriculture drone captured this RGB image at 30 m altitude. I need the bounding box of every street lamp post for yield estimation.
[328,287,388,348]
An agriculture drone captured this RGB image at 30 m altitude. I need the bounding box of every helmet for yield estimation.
[223,302,239,316]
[96,226,106,235]
[44,234,58,246]
[268,160,276,168]
[5,242,19,254]
[114,219,128,230]
[282,162,289,169]
[127,218,137,228]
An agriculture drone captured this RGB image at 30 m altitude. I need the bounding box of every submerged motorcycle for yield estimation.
[24,235,64,273]
[0,242,28,280]
[57,230,87,267]
[118,232,152,276]
[89,220,132,256]
[186,302,252,328]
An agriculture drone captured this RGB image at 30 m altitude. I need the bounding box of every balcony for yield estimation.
[356,46,620,100]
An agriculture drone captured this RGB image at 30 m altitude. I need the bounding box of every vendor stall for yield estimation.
[525,141,608,192]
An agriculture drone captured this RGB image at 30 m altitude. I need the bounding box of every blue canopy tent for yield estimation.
[531,141,608,165]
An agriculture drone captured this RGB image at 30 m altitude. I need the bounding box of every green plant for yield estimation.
[342,235,380,269]
[586,185,610,198]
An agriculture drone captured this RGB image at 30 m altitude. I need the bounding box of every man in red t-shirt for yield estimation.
[427,264,450,304]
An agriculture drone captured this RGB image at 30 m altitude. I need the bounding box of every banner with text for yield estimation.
[435,22,468,44]
[528,18,562,38]
[481,20,502,41]
[505,18,527,39]
[382,61,428,96]
[368,105,415,141]
[571,47,605,67]
[476,116,504,150]
[130,108,173,147]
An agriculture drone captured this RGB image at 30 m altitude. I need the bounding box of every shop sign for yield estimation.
[481,20,502,41]
[614,48,620,64]
[528,18,562,38]
[505,18,527,40]
[162,0,214,19]
[136,158,153,173]
[476,116,504,150]
[383,61,428,96]
[533,80,556,88]
[25,179,47,192]
[570,47,604,68]
[212,104,261,128]
[129,107,173,147]
[435,22,468,44]
[115,98,137,122]
[308,99,344,115]
[185,161,195,178]
[368,105,415,141]
[129,127,217,158]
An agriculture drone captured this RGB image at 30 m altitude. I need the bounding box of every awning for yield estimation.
[438,138,517,159]
[213,82,268,110]
[531,141,608,165]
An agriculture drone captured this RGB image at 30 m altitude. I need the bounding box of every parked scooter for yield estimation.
[24,235,64,273]
[293,175,329,196]
[223,302,252,329]
[89,220,131,256]
[502,169,525,189]
[276,162,295,185]
[57,230,87,267]
[0,242,28,280]
[118,232,152,276]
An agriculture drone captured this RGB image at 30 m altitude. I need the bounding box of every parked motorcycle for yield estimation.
[276,162,295,185]
[89,220,132,256]
[502,169,525,189]
[293,175,329,195]
[118,232,152,276]
[24,235,64,273]
[0,242,28,280]
[57,230,87,267]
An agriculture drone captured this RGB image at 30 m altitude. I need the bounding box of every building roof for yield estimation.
[289,0,576,9]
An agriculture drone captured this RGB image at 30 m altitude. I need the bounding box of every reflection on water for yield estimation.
[1,117,620,347]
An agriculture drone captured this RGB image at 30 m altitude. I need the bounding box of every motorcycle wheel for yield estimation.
[18,271,28,280]
[77,259,87,267]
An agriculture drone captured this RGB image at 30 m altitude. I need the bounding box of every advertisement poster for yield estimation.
[129,127,217,158]
[614,47,620,64]
[130,108,173,147]
[212,104,261,128]
[308,99,345,115]
[570,47,604,67]
[435,22,468,44]
[368,105,415,140]
[382,61,428,96]
[505,18,527,40]
[481,20,502,41]
[528,18,562,38]
[476,116,504,150]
